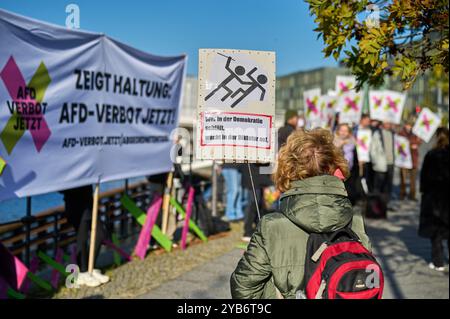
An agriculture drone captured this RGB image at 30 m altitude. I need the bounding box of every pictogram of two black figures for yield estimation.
[205,53,268,108]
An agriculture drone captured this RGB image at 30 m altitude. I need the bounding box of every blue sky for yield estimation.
[0,0,337,76]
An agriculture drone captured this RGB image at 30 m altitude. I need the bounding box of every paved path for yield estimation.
[139,200,448,299]
[366,200,449,299]
[139,249,242,299]
[53,199,447,299]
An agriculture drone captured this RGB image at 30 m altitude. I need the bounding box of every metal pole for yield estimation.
[25,197,32,267]
[211,160,217,217]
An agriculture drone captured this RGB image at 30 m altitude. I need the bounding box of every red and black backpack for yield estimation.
[300,228,384,299]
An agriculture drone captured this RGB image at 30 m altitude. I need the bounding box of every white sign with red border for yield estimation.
[196,49,275,162]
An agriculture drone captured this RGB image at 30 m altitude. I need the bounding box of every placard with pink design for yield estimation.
[356,128,372,163]
[381,90,406,124]
[338,91,363,125]
[303,88,321,129]
[318,94,337,129]
[335,75,356,96]
[412,107,441,143]
[368,90,385,122]
[394,134,413,169]
[335,76,356,113]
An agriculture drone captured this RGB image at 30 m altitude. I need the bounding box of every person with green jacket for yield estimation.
[230,128,372,299]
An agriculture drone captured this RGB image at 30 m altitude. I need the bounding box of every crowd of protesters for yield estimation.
[221,109,448,275]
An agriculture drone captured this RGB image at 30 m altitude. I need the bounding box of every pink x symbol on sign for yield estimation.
[0,56,52,154]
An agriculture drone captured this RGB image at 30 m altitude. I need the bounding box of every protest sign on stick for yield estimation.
[412,108,441,143]
[196,49,276,163]
[338,91,363,125]
[319,94,337,129]
[369,90,385,122]
[382,90,407,124]
[394,134,413,169]
[303,88,321,129]
[356,129,372,163]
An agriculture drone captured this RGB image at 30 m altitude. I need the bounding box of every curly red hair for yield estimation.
[274,128,350,192]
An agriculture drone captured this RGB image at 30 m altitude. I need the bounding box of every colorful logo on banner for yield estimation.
[357,135,369,151]
[335,75,356,96]
[306,96,319,116]
[412,107,441,143]
[0,156,5,175]
[372,95,382,110]
[326,98,337,127]
[0,56,52,154]
[381,90,406,124]
[320,96,336,128]
[396,141,407,158]
[338,81,353,94]
[384,95,400,113]
[303,88,322,129]
[368,90,385,121]
[420,114,433,131]
[343,95,360,113]
[394,134,412,169]
[355,129,371,162]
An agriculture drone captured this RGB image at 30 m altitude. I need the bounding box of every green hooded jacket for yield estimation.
[230,175,372,299]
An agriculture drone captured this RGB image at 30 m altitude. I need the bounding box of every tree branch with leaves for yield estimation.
[306,0,449,90]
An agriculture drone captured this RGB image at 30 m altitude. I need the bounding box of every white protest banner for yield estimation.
[368,90,385,121]
[338,91,363,125]
[0,9,186,201]
[303,88,321,129]
[318,94,337,129]
[394,134,413,169]
[196,49,275,162]
[412,107,441,143]
[335,76,356,113]
[381,90,406,124]
[356,129,372,163]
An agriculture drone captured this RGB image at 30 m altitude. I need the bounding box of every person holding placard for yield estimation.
[354,114,372,190]
[334,124,362,205]
[381,122,395,202]
[399,121,422,201]
[230,129,372,299]
[418,128,449,272]
[369,120,388,195]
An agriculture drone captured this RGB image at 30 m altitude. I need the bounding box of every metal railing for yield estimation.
[0,180,155,264]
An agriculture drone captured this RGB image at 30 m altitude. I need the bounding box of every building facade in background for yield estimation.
[276,66,449,121]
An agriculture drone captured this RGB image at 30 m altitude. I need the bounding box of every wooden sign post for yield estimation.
[88,182,100,274]
[161,171,174,235]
